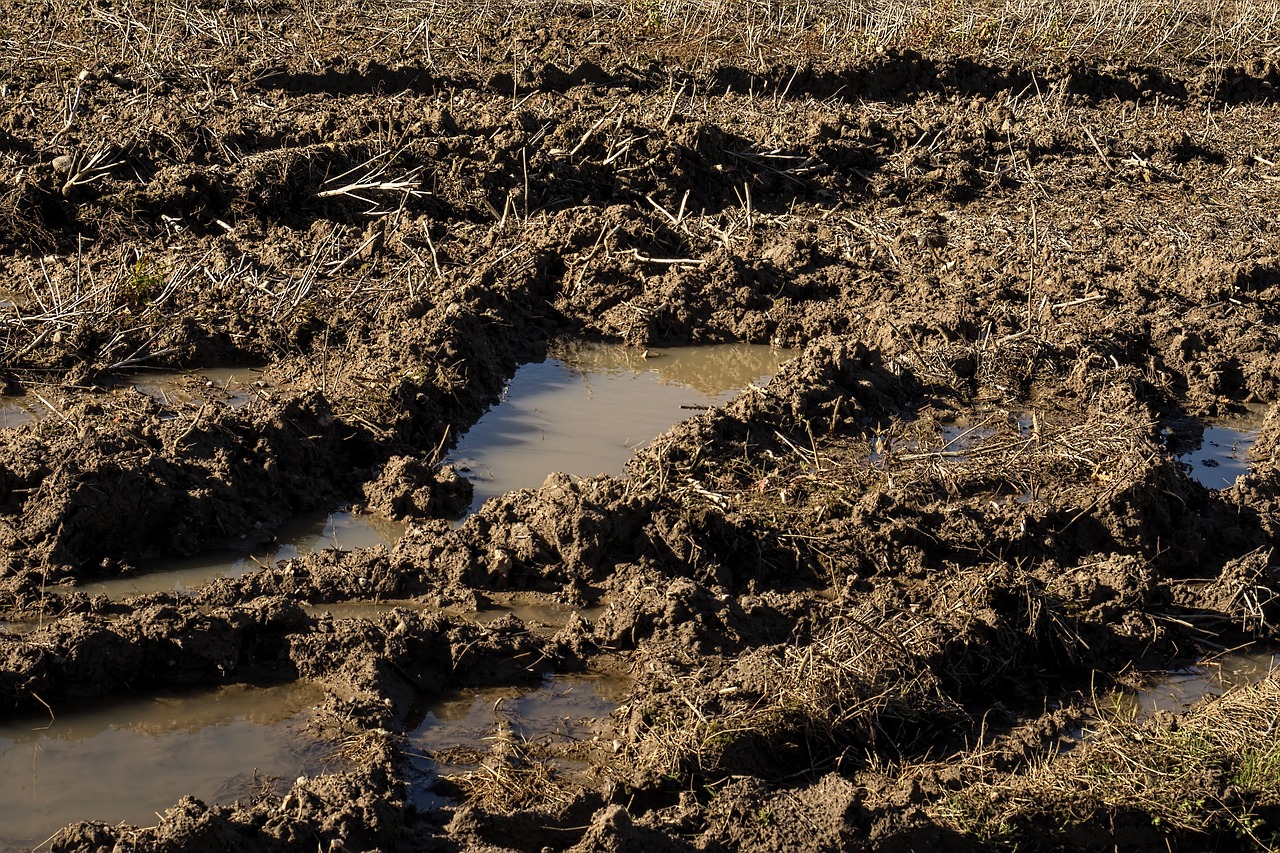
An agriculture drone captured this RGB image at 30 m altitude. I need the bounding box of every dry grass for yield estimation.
[0,206,426,374]
[662,394,1155,564]
[0,0,1276,89]
[448,720,573,813]
[0,249,202,369]
[622,598,968,780]
[333,726,399,764]
[621,0,1280,69]
[935,671,1280,848]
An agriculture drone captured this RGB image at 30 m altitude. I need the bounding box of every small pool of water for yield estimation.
[119,366,266,412]
[406,672,628,807]
[79,510,405,599]
[1132,650,1278,718]
[0,396,41,430]
[0,681,336,848]
[73,343,785,597]
[0,368,268,433]
[1171,406,1269,490]
[939,420,1000,450]
[1180,425,1260,489]
[0,619,39,636]
[447,342,790,512]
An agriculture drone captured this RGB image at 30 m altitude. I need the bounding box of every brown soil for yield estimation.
[3,0,1280,849]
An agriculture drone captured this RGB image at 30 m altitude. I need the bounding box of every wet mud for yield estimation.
[0,681,335,850]
[2,1,1280,849]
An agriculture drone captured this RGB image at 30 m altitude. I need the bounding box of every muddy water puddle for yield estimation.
[1122,650,1278,720]
[447,341,791,511]
[1169,405,1269,489]
[0,396,41,430]
[121,366,266,411]
[0,367,268,432]
[81,510,405,599]
[0,681,336,849]
[406,672,628,806]
[75,343,785,597]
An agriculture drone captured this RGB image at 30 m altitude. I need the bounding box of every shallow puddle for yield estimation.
[0,396,41,430]
[75,343,784,596]
[1180,425,1260,489]
[870,409,1014,465]
[0,368,268,433]
[0,681,335,848]
[406,672,628,806]
[939,419,1000,450]
[1131,651,1278,718]
[464,597,606,628]
[1172,406,1269,490]
[80,510,405,599]
[0,619,38,636]
[120,366,265,411]
[447,342,790,511]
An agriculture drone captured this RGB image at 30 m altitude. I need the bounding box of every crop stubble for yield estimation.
[1,0,1280,849]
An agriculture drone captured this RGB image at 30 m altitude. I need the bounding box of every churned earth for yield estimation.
[2,0,1280,849]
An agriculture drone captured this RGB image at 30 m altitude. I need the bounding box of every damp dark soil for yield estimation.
[3,0,1280,849]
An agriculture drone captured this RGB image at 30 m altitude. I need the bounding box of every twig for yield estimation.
[568,103,622,157]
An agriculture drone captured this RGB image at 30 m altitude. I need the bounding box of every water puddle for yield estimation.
[1179,425,1261,489]
[1169,406,1269,490]
[0,368,269,433]
[77,342,785,597]
[1118,650,1279,720]
[939,420,1001,450]
[0,681,336,848]
[869,409,1021,465]
[0,395,42,430]
[79,510,405,599]
[464,596,606,628]
[119,366,266,412]
[406,672,628,807]
[447,342,790,511]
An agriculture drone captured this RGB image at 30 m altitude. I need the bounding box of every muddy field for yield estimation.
[2,0,1280,849]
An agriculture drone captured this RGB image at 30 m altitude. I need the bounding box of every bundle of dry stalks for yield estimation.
[449,720,571,813]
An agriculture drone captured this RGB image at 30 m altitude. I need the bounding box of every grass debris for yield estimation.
[935,671,1280,849]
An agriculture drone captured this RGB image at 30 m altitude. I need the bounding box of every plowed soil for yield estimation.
[3,0,1280,849]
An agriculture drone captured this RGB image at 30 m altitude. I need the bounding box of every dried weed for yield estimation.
[936,671,1280,848]
[448,720,572,814]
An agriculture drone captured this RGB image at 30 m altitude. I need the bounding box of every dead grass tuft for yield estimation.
[935,671,1280,847]
[623,598,968,780]
[332,726,398,764]
[449,720,572,814]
